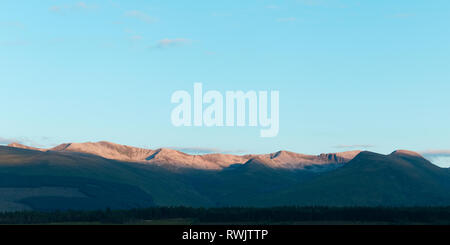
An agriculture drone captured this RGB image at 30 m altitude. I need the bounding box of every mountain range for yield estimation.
[0,141,449,211]
[9,141,360,170]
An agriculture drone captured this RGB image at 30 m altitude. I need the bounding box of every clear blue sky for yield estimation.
[1,1,450,165]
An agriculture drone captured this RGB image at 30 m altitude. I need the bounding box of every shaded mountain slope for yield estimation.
[265,151,450,206]
[182,161,318,206]
[0,174,154,211]
[0,146,213,208]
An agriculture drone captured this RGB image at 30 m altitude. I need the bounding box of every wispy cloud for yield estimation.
[130,35,143,41]
[335,144,375,149]
[420,150,450,156]
[205,51,217,56]
[50,2,97,13]
[171,147,247,155]
[277,17,297,22]
[0,137,15,145]
[0,21,24,28]
[76,2,88,9]
[0,40,30,46]
[297,0,349,8]
[122,29,144,41]
[0,137,43,147]
[390,13,416,19]
[49,6,62,12]
[297,0,326,7]
[266,5,280,9]
[125,10,157,23]
[155,38,191,48]
[211,12,232,18]
[421,150,450,168]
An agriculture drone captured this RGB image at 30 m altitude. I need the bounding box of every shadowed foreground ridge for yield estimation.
[0,143,449,211]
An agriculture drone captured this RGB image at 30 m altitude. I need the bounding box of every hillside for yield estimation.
[266,151,450,206]
[0,143,449,211]
[0,146,213,210]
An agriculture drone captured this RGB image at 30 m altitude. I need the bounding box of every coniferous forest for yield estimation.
[1,206,450,225]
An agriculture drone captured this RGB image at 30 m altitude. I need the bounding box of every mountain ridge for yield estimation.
[7,141,364,170]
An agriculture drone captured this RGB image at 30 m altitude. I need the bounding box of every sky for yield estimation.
[1,1,450,166]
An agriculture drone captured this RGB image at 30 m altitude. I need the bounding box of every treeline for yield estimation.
[1,206,450,224]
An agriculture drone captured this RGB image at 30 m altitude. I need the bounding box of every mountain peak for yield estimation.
[391,150,423,158]
[270,150,305,160]
[334,150,362,159]
[50,143,72,151]
[147,148,189,161]
[8,142,28,148]
[156,148,185,154]
[7,143,45,152]
[243,156,275,167]
[50,141,155,162]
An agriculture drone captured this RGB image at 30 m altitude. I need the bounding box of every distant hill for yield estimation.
[1,142,449,211]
